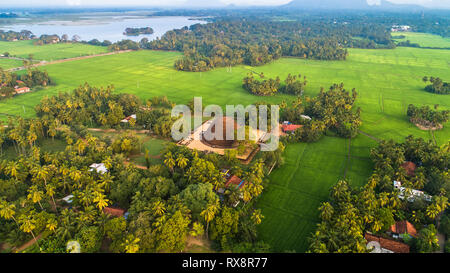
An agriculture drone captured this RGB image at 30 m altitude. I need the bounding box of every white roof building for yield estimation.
[89,163,108,174]
[62,195,74,204]
[120,114,136,123]
[301,115,312,121]
[394,181,432,202]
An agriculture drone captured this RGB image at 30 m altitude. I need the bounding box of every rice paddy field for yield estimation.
[0,58,24,69]
[0,40,109,61]
[393,32,450,48]
[0,39,449,252]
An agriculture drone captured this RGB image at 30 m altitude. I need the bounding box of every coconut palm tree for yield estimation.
[18,211,40,251]
[153,201,166,216]
[200,200,219,239]
[0,199,18,227]
[27,185,45,211]
[251,209,264,225]
[164,152,176,173]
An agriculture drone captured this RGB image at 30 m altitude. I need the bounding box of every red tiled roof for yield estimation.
[390,221,418,238]
[225,175,245,189]
[365,233,410,253]
[16,80,24,84]
[401,161,417,177]
[103,207,125,217]
[282,124,302,132]
[15,87,31,93]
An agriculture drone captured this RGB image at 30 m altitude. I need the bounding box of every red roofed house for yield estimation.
[401,161,417,177]
[16,80,25,85]
[103,207,125,218]
[225,175,246,190]
[281,124,302,134]
[389,220,418,238]
[15,87,31,94]
[365,233,410,253]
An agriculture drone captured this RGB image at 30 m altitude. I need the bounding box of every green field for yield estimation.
[0,138,66,160]
[0,58,24,69]
[131,137,169,166]
[0,44,449,252]
[393,32,450,48]
[0,40,109,61]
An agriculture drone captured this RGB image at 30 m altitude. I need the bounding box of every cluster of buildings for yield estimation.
[0,80,32,97]
[365,220,419,253]
[391,25,411,32]
[62,163,128,219]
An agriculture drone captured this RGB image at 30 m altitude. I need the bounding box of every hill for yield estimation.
[283,0,424,10]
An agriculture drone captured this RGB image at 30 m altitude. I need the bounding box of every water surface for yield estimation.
[0,16,206,42]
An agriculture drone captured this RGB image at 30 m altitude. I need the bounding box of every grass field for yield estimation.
[0,40,109,61]
[0,58,24,69]
[0,138,66,160]
[393,32,450,48]
[0,44,448,252]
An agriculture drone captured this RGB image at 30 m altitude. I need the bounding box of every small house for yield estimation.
[62,195,74,204]
[89,163,108,174]
[365,233,410,253]
[120,114,136,123]
[15,87,31,94]
[393,181,432,202]
[389,221,418,239]
[401,161,417,177]
[103,207,127,218]
[281,123,302,134]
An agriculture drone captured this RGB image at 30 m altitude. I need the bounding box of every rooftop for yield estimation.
[390,221,418,238]
[365,233,410,253]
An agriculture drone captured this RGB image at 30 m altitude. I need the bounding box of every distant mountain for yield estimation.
[284,0,425,10]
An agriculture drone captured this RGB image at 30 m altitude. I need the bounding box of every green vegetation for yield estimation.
[407,104,449,129]
[422,76,450,95]
[309,136,449,253]
[0,17,449,253]
[0,59,23,70]
[393,32,450,49]
[0,40,108,61]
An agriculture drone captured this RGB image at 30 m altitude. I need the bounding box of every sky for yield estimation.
[2,0,450,8]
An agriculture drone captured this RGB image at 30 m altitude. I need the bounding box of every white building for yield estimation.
[89,163,108,174]
[120,114,136,123]
[394,181,432,202]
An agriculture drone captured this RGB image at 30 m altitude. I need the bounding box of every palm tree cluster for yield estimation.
[309,136,449,253]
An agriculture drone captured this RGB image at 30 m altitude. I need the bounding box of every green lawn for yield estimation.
[0,44,448,252]
[393,32,450,48]
[0,40,109,61]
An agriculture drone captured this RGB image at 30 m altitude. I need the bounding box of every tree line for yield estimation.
[281,83,362,142]
[423,76,450,95]
[243,73,307,96]
[407,104,449,129]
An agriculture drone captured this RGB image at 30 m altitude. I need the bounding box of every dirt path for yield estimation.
[358,130,382,143]
[87,128,150,134]
[6,50,133,72]
[13,233,43,253]
[123,161,148,170]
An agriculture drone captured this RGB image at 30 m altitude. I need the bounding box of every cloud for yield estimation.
[66,0,82,6]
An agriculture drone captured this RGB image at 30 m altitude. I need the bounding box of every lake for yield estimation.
[0,16,206,42]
